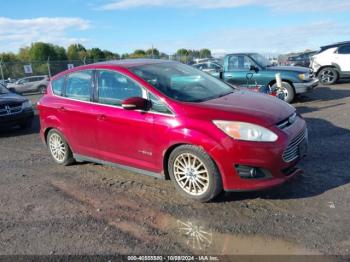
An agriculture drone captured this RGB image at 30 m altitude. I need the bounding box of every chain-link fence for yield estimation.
[0,55,209,83]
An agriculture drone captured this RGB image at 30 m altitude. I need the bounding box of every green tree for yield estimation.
[53,45,67,61]
[103,50,119,60]
[130,49,146,58]
[146,48,160,58]
[176,49,189,57]
[67,43,87,61]
[87,48,105,61]
[199,48,211,58]
[29,42,58,61]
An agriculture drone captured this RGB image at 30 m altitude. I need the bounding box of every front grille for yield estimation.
[283,128,307,162]
[0,103,23,116]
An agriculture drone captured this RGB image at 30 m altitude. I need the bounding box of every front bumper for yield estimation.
[294,78,319,94]
[212,116,307,192]
[0,109,34,128]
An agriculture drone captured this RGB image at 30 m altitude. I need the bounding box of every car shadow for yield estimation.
[294,85,350,103]
[0,115,40,138]
[218,117,350,202]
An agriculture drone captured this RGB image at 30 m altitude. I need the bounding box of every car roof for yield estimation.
[93,59,174,68]
[320,41,350,50]
[226,52,257,56]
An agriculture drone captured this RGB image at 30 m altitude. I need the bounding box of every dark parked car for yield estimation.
[287,51,317,68]
[7,75,49,94]
[38,60,308,202]
[0,83,34,129]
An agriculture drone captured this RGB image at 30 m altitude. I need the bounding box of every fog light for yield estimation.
[235,165,268,179]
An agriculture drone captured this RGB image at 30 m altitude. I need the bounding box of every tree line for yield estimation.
[0,42,212,62]
[0,42,212,79]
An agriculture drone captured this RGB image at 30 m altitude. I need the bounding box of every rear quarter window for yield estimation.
[51,77,65,96]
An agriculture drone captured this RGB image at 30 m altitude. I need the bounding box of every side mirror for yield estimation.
[121,97,150,111]
[250,65,259,73]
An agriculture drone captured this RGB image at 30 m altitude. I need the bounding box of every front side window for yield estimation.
[65,70,92,101]
[97,70,143,106]
[148,92,172,114]
[51,77,65,96]
[338,45,350,54]
[130,62,234,102]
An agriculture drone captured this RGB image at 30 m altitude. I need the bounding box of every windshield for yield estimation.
[130,62,234,102]
[250,54,273,67]
[0,83,9,94]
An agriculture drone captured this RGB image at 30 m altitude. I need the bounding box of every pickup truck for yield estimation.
[204,53,319,103]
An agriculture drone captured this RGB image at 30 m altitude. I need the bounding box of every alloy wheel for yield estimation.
[173,153,209,196]
[49,133,66,162]
[320,69,336,84]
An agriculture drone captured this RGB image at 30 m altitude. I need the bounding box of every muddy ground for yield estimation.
[0,82,350,256]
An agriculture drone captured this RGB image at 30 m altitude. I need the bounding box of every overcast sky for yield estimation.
[0,0,349,55]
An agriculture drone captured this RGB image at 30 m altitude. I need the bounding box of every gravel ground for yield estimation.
[0,82,350,256]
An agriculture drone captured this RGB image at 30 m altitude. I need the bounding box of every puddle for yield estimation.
[172,219,319,255]
[51,179,320,255]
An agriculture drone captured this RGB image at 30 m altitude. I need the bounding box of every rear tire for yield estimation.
[38,85,47,94]
[318,67,338,85]
[168,145,223,202]
[47,129,74,166]
[272,81,295,103]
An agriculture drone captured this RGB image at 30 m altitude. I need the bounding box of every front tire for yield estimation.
[47,129,74,166]
[318,67,338,85]
[168,145,223,202]
[272,81,295,103]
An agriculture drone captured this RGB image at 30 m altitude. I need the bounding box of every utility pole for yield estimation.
[47,57,51,78]
[0,57,4,83]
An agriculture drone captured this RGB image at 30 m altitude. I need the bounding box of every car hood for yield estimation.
[265,65,309,73]
[0,92,27,105]
[188,89,295,127]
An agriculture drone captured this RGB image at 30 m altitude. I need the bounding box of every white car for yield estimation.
[311,41,350,85]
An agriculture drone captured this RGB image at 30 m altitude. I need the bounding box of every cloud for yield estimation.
[0,17,91,52]
[98,0,350,12]
[115,21,350,54]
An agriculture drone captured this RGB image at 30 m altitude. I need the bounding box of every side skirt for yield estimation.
[73,154,165,180]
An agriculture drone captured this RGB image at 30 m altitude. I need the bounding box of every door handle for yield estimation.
[226,75,233,78]
[97,114,106,121]
[58,106,67,112]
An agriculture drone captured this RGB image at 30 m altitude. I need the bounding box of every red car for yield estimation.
[38,60,308,202]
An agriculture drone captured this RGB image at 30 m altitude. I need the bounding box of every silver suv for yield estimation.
[7,75,49,94]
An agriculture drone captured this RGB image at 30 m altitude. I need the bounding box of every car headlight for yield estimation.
[22,100,32,109]
[298,73,310,81]
[213,120,278,142]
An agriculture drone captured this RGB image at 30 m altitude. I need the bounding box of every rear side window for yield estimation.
[51,77,65,96]
[338,45,350,54]
[97,70,143,106]
[65,70,92,101]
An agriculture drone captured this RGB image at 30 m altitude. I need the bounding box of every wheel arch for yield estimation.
[316,65,340,76]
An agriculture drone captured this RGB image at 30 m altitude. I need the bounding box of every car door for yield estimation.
[93,69,158,172]
[28,77,39,92]
[335,45,350,71]
[16,78,30,93]
[223,55,259,87]
[59,70,99,157]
